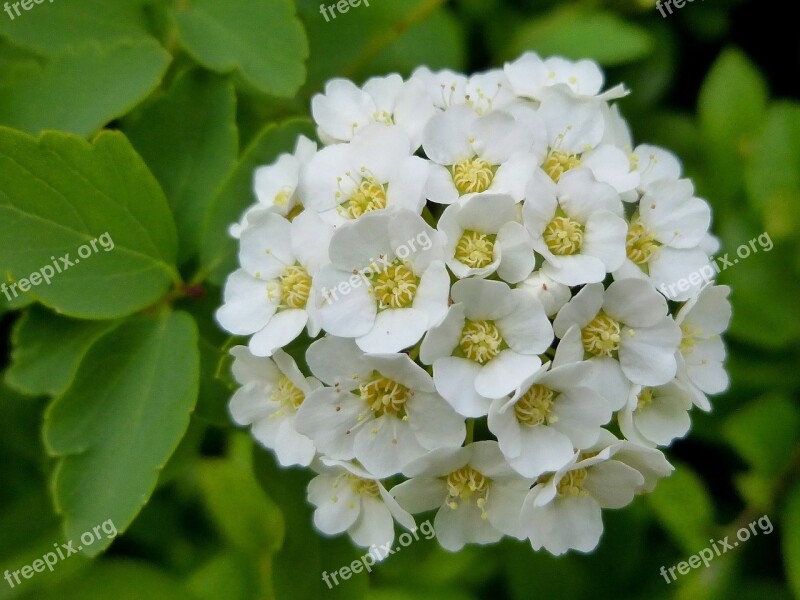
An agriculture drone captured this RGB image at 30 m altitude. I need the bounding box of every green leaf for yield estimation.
[0,0,158,55]
[197,436,284,555]
[784,483,800,598]
[35,561,204,600]
[5,306,119,397]
[698,48,768,203]
[171,0,308,98]
[297,0,465,89]
[506,7,654,66]
[125,69,239,263]
[745,102,800,240]
[722,395,800,477]
[0,40,171,137]
[648,462,715,554]
[253,448,368,600]
[0,127,180,319]
[200,118,315,284]
[43,311,199,556]
[188,553,261,600]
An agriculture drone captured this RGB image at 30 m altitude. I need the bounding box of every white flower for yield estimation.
[423,105,543,204]
[315,210,449,352]
[488,359,610,478]
[521,430,673,555]
[553,279,682,386]
[674,284,732,411]
[308,458,416,548]
[439,193,535,282]
[516,271,572,318]
[614,178,712,301]
[392,441,532,551]
[216,210,332,356]
[294,336,465,478]
[505,52,629,100]
[523,169,627,286]
[228,346,320,467]
[299,124,430,225]
[311,75,435,149]
[421,278,553,416]
[618,380,693,447]
[410,66,519,115]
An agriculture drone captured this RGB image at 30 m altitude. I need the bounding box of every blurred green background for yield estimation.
[0,0,799,599]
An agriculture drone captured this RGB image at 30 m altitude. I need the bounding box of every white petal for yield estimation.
[433,357,491,417]
[475,350,542,399]
[582,460,643,508]
[249,309,308,357]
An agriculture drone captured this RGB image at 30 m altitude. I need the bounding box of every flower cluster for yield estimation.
[218,52,732,556]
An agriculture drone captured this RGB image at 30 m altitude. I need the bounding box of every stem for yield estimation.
[465,418,475,444]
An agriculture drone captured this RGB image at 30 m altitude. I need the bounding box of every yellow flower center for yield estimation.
[350,475,380,497]
[279,265,312,309]
[451,157,495,195]
[544,216,584,256]
[359,375,411,417]
[460,319,503,364]
[372,110,394,125]
[556,468,588,497]
[679,322,701,354]
[446,466,490,518]
[626,221,659,265]
[338,177,387,219]
[270,375,305,410]
[582,312,622,357]
[455,230,495,269]
[544,149,581,183]
[371,261,419,309]
[636,387,654,411]
[273,187,292,207]
[515,384,558,427]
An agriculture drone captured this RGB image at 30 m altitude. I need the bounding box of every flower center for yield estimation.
[460,319,503,364]
[270,375,305,410]
[626,221,659,265]
[371,261,419,309]
[636,387,654,411]
[451,157,495,195]
[279,265,312,309]
[455,230,495,269]
[544,216,584,256]
[446,466,490,518]
[359,375,410,418]
[338,177,387,219]
[679,322,701,354]
[581,312,622,357]
[514,384,558,426]
[372,110,394,125]
[349,475,380,497]
[273,187,292,207]
[556,468,588,497]
[544,149,581,183]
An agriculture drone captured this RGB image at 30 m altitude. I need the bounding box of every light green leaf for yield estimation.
[200,118,315,284]
[0,40,171,137]
[188,553,261,600]
[44,311,199,556]
[506,7,654,66]
[784,483,800,598]
[5,306,119,397]
[648,462,715,554]
[171,0,308,97]
[745,102,800,240]
[0,0,158,55]
[0,127,180,319]
[197,436,284,555]
[698,48,768,203]
[722,395,800,477]
[126,69,239,263]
